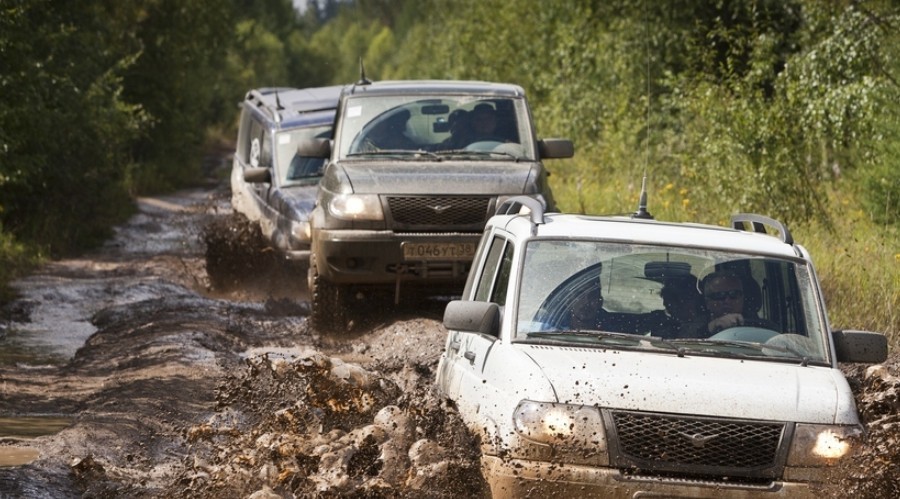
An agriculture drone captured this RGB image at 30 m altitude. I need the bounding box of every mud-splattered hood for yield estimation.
[335,160,541,195]
[273,183,318,220]
[519,345,859,424]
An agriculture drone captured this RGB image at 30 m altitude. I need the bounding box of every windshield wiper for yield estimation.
[434,149,520,161]
[526,330,645,346]
[347,150,442,160]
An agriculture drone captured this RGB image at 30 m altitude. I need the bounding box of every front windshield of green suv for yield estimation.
[335,95,536,161]
[515,240,829,364]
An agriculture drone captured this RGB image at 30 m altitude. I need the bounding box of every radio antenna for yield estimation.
[357,57,372,85]
[632,6,653,221]
[632,174,653,219]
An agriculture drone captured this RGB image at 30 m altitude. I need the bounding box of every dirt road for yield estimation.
[0,181,897,498]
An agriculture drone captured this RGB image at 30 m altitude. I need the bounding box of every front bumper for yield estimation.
[481,456,821,499]
[313,229,479,285]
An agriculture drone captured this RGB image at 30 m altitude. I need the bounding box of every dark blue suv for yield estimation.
[230,86,342,261]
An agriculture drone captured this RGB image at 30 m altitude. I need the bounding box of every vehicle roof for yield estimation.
[343,80,525,98]
[495,212,805,259]
[244,85,342,129]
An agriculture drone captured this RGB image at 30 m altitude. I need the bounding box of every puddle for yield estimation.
[0,416,72,467]
[0,329,69,367]
[0,447,40,467]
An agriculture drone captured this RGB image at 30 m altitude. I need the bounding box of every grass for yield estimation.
[0,230,38,304]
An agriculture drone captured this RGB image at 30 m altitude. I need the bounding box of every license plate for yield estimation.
[401,242,476,261]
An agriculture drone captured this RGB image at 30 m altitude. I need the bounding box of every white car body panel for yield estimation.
[513,345,858,423]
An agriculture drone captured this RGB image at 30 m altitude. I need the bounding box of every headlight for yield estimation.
[786,423,863,466]
[328,194,384,221]
[512,400,608,464]
[290,221,311,242]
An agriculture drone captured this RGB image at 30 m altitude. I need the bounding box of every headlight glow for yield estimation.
[812,429,852,458]
[787,423,862,466]
[291,221,311,242]
[513,400,607,451]
[328,194,384,221]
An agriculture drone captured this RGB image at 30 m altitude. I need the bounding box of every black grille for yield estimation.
[387,196,490,228]
[611,411,785,472]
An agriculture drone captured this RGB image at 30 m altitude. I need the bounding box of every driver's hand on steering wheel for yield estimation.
[708,313,744,334]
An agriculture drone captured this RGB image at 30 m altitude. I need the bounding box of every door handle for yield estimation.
[463,351,476,363]
[449,340,461,351]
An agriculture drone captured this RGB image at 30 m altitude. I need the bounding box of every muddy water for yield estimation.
[0,190,220,472]
[0,417,72,467]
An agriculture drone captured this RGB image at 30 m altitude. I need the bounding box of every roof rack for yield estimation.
[245,88,297,124]
[496,196,545,225]
[730,213,793,245]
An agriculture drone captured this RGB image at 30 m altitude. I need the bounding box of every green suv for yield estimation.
[298,80,574,330]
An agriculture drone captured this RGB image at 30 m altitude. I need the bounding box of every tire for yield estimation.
[308,252,347,332]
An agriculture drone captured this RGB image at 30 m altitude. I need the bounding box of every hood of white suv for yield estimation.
[519,344,858,424]
[338,161,538,195]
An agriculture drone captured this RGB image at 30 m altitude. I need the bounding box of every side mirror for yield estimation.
[297,138,331,158]
[538,138,574,159]
[832,330,888,363]
[244,167,271,184]
[443,300,500,337]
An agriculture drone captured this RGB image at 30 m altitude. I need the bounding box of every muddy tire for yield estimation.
[308,253,348,332]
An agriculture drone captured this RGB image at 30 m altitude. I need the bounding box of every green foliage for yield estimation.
[0,0,143,255]
[796,212,900,346]
[307,13,395,83]
[0,226,37,302]
[123,0,237,192]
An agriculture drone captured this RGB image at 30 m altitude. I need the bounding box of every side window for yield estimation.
[247,118,267,168]
[474,236,512,305]
[491,242,514,304]
[474,236,504,301]
[259,128,273,168]
[236,110,252,164]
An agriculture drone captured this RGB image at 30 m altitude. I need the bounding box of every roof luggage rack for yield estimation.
[496,196,545,226]
[731,213,793,245]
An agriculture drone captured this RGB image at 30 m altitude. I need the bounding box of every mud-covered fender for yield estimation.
[476,414,503,456]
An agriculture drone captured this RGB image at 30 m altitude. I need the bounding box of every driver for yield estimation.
[468,103,500,144]
[699,270,774,336]
[568,286,606,331]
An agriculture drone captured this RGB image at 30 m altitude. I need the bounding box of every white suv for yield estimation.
[436,196,887,498]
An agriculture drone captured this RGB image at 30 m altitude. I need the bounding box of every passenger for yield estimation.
[698,270,775,336]
[437,109,472,150]
[363,110,416,150]
[660,276,705,338]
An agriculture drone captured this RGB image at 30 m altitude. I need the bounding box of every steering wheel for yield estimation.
[710,323,779,343]
[531,262,603,329]
[464,140,505,152]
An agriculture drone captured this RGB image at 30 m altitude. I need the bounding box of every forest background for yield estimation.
[1,0,897,345]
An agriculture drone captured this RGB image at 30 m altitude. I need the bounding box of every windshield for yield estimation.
[274,125,331,186]
[335,95,536,161]
[515,240,829,364]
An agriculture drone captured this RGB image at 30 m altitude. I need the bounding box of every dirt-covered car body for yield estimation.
[231,86,342,260]
[436,198,888,498]
[299,80,574,330]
